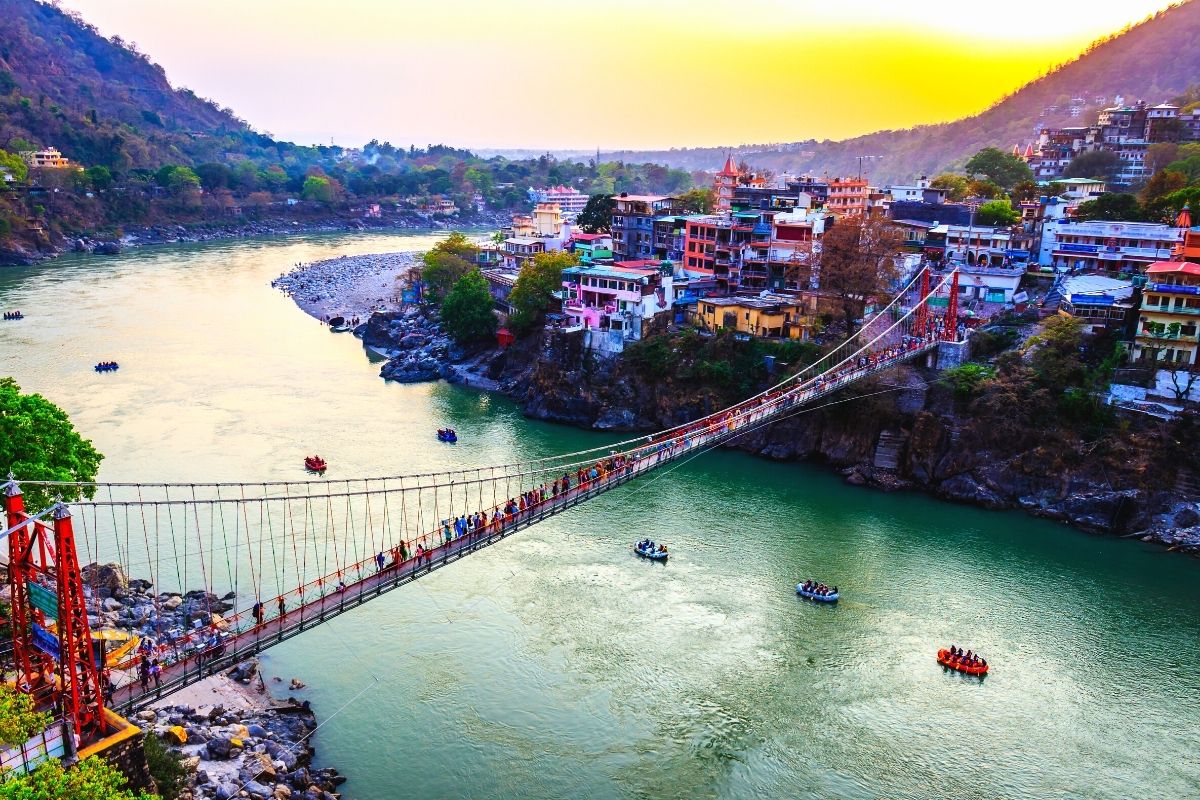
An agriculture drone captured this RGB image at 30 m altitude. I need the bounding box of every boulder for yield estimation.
[82,562,129,592]
[165,725,188,745]
[92,241,122,256]
[205,736,234,760]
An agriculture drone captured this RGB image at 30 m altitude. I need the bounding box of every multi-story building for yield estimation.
[883,177,948,205]
[695,294,815,340]
[511,202,563,238]
[826,177,869,218]
[1134,261,1200,365]
[529,186,590,216]
[569,233,613,265]
[611,194,678,260]
[502,237,548,270]
[1056,274,1136,336]
[1037,219,1184,274]
[20,147,72,169]
[560,261,679,353]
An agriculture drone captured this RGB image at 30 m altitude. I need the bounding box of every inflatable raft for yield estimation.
[937,649,989,676]
[796,585,839,602]
[634,543,668,560]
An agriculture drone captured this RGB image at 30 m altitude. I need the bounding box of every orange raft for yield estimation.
[937,649,989,676]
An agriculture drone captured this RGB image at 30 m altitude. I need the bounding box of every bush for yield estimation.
[143,733,186,800]
[940,363,996,398]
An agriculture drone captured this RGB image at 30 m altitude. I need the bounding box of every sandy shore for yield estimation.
[148,668,274,715]
[271,251,419,323]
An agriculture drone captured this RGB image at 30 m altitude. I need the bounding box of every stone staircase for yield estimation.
[1175,469,1200,499]
[873,429,909,470]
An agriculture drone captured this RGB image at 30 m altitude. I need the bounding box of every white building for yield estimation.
[1038,219,1183,273]
[529,185,590,216]
[883,176,948,205]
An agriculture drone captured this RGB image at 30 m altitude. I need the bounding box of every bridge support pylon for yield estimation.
[3,480,106,738]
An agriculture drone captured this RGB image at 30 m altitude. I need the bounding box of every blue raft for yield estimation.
[634,542,668,560]
[796,585,838,602]
[436,429,458,443]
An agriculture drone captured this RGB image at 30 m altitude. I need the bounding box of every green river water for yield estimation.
[0,233,1197,799]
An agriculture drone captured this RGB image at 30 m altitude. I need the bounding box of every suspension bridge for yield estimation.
[3,266,964,742]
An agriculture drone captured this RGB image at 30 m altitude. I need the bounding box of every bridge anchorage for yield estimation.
[3,266,964,747]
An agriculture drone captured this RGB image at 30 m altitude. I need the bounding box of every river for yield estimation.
[1,233,1197,799]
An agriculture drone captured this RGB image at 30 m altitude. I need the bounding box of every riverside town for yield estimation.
[0,1,1198,799]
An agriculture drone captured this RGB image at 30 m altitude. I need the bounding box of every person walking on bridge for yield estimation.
[376,551,386,571]
[252,600,265,627]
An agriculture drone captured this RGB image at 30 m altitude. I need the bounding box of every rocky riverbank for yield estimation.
[141,660,347,800]
[485,328,1200,556]
[73,564,348,799]
[0,210,511,267]
[272,251,418,323]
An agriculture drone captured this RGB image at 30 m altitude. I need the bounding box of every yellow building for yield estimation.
[1135,261,1200,365]
[696,294,813,339]
[20,147,72,169]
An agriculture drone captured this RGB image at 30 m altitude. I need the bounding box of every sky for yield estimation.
[59,0,1181,151]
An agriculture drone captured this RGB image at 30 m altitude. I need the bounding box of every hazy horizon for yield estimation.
[59,0,1180,151]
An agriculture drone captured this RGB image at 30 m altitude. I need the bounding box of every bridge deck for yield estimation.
[107,340,936,712]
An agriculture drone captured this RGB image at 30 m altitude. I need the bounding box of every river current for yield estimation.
[1,233,1197,799]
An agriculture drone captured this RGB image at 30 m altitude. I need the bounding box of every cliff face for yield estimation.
[497,331,1200,553]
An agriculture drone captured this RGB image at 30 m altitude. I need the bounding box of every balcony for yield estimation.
[1142,304,1200,315]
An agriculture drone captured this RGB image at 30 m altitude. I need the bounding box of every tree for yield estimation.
[966,178,1005,200]
[576,194,615,233]
[84,165,112,192]
[0,149,29,184]
[1073,193,1148,222]
[441,269,498,344]
[1163,152,1200,184]
[940,363,996,399]
[816,216,903,334]
[194,163,231,192]
[301,175,336,204]
[930,173,968,201]
[1146,143,1181,175]
[1011,179,1039,204]
[976,198,1020,227]
[0,378,103,511]
[1140,169,1189,206]
[675,187,714,214]
[420,232,480,302]
[509,249,578,334]
[0,684,51,747]
[1063,150,1122,181]
[0,756,157,800]
[964,147,1032,189]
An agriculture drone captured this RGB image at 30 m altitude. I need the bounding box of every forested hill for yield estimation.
[0,0,282,169]
[600,0,1200,183]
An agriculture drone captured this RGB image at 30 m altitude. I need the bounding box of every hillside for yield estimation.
[600,1,1200,183]
[0,0,276,169]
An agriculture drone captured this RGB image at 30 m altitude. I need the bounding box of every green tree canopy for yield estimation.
[976,198,1020,227]
[576,194,615,233]
[420,232,480,302]
[509,249,578,334]
[964,147,1032,189]
[930,173,969,201]
[301,175,336,204]
[441,269,498,345]
[1,377,103,511]
[1073,193,1148,222]
[0,756,157,800]
[0,685,52,747]
[1063,150,1122,181]
[84,165,112,191]
[0,149,29,183]
[675,187,715,214]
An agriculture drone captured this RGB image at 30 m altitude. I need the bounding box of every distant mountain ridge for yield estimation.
[0,0,294,169]
[597,1,1200,183]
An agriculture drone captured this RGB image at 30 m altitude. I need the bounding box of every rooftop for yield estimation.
[1146,261,1200,277]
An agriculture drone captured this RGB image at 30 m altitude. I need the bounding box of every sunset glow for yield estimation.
[58,0,1181,149]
